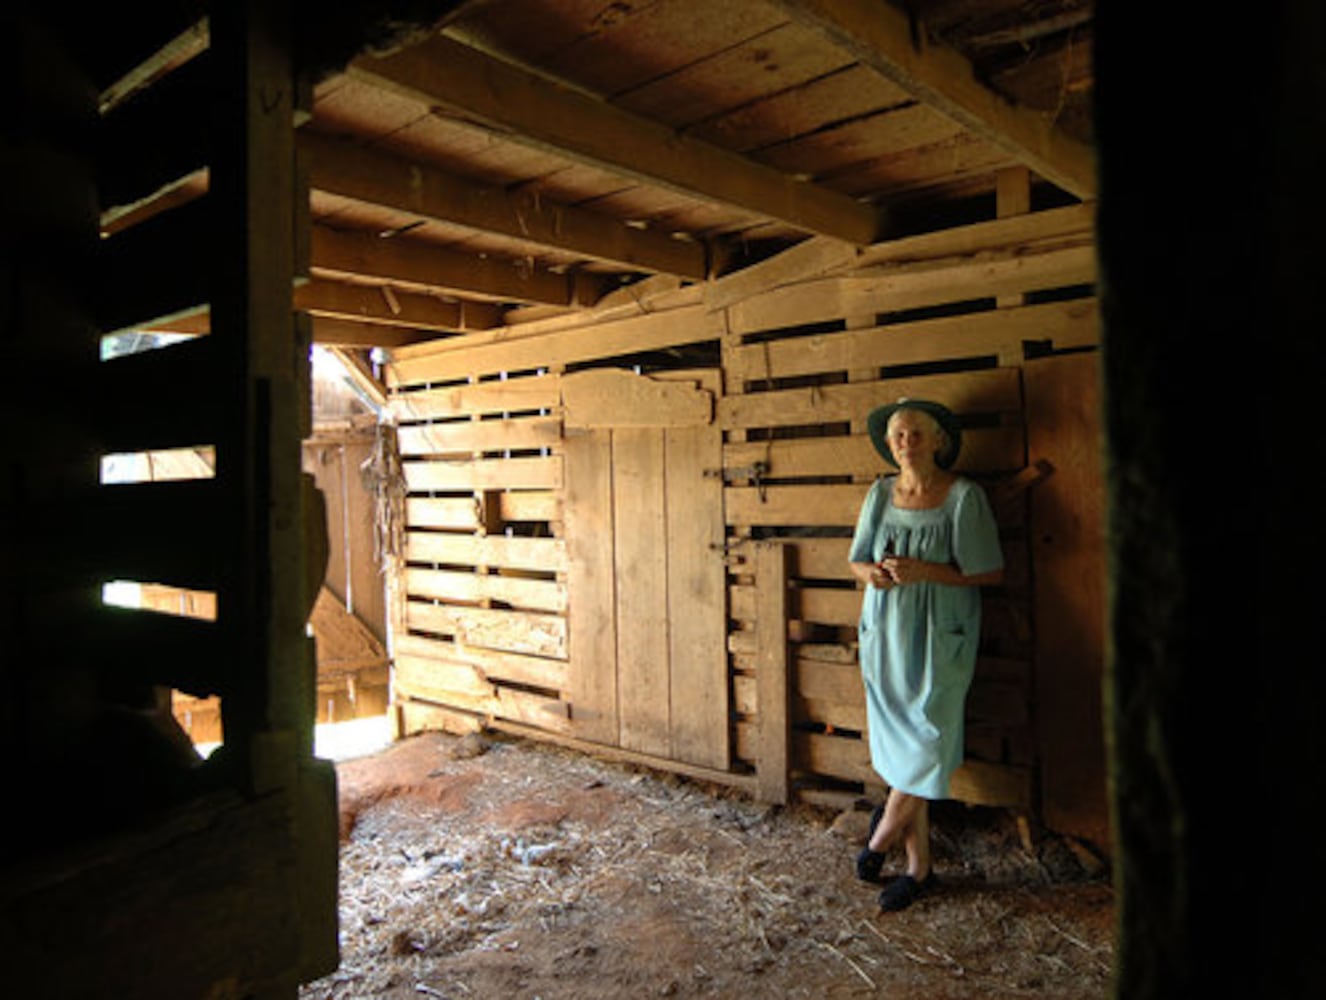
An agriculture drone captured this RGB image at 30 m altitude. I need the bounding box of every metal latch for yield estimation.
[704,460,769,501]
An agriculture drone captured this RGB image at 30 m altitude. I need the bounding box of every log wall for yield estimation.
[384,202,1103,830]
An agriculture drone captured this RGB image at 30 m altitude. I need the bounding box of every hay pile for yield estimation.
[302,731,1114,999]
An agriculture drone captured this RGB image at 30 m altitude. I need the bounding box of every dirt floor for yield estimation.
[299,730,1116,1000]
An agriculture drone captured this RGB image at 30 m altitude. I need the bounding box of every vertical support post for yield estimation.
[208,0,337,986]
[755,541,791,804]
[996,166,1031,315]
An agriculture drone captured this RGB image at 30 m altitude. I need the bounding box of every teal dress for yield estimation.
[849,475,1003,799]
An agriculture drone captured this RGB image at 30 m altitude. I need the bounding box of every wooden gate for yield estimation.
[562,370,729,770]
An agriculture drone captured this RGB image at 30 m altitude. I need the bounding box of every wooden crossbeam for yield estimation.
[771,0,1096,199]
[347,35,882,245]
[301,131,708,279]
[311,223,605,307]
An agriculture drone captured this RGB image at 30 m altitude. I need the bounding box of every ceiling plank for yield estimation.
[300,130,708,279]
[770,0,1095,199]
[346,35,882,246]
[310,223,606,307]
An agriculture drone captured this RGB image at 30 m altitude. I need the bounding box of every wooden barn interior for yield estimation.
[4,1,1323,997]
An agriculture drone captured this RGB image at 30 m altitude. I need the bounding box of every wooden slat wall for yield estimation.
[385,203,1099,815]
[388,365,571,735]
[720,198,1096,811]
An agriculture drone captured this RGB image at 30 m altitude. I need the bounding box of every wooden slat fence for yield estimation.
[384,201,1099,815]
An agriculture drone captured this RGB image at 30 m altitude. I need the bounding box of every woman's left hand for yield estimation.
[881,556,932,586]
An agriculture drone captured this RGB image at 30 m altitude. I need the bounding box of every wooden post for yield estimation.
[996,166,1031,316]
[755,541,791,804]
[208,0,337,983]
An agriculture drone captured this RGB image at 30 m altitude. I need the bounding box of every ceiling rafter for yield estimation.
[768,0,1095,199]
[310,222,608,308]
[345,34,884,246]
[300,130,709,280]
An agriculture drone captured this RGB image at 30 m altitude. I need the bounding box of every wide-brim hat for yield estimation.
[866,398,962,469]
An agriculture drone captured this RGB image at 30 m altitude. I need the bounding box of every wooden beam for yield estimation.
[146,279,505,342]
[301,130,708,279]
[772,0,1096,198]
[324,346,387,410]
[755,542,792,804]
[485,717,759,796]
[347,35,881,245]
[311,223,604,307]
[386,304,726,388]
[298,277,503,332]
[98,15,209,113]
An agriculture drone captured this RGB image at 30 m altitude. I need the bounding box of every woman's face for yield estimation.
[887,410,943,469]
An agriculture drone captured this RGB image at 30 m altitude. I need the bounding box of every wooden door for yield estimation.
[563,370,729,770]
[1025,351,1109,847]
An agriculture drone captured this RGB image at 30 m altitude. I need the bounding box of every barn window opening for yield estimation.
[99,445,216,483]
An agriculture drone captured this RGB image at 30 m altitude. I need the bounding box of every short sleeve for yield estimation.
[849,478,885,563]
[951,480,1003,575]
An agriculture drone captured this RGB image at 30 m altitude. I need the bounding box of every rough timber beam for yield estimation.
[347,35,881,246]
[310,223,605,308]
[301,131,708,280]
[771,0,1096,199]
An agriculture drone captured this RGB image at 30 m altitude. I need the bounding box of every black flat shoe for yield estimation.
[854,803,888,882]
[855,847,886,883]
[878,871,940,912]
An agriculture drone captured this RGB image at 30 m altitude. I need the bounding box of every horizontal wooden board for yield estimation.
[725,298,1097,382]
[562,368,713,428]
[91,334,224,454]
[719,368,1022,431]
[405,531,566,572]
[387,305,727,388]
[704,203,1093,313]
[730,582,859,626]
[135,583,217,620]
[789,538,853,580]
[950,759,1032,810]
[500,490,559,523]
[796,657,862,705]
[405,600,567,659]
[396,415,562,455]
[796,695,867,732]
[395,652,497,700]
[41,604,228,698]
[726,482,870,527]
[722,425,1026,479]
[796,587,861,627]
[403,566,566,612]
[394,665,572,733]
[403,454,562,491]
[43,481,224,593]
[390,374,562,421]
[795,731,1030,808]
[851,202,1095,273]
[393,632,567,691]
[398,698,486,737]
[405,496,481,531]
[726,243,1095,336]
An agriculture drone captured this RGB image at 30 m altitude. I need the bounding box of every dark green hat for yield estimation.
[866,398,962,469]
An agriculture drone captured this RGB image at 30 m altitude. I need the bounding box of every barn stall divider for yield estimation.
[381,200,1103,835]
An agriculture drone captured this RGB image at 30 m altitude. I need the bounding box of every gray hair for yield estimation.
[886,406,951,456]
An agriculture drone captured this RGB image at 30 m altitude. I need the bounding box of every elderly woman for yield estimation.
[848,398,1004,911]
